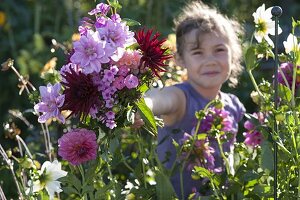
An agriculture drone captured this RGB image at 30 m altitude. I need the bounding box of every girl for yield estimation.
[139,1,245,198]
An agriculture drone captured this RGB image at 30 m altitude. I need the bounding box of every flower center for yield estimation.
[257,19,267,33]
[85,47,96,56]
[77,147,87,157]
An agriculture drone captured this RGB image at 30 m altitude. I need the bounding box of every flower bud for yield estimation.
[275,113,285,122]
[126,193,135,200]
[250,91,260,104]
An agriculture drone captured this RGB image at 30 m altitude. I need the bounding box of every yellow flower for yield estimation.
[0,11,6,26]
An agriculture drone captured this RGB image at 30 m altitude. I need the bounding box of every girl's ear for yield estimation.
[174,52,185,68]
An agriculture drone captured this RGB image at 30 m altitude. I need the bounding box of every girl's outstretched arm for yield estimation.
[144,86,186,126]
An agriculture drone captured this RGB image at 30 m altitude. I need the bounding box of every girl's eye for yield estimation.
[192,51,203,55]
[216,48,227,53]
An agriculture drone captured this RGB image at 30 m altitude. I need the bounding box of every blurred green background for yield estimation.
[0,0,299,198]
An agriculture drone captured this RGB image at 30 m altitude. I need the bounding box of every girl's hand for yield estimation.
[131,112,145,129]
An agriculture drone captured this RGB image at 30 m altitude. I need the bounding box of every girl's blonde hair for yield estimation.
[174,1,244,87]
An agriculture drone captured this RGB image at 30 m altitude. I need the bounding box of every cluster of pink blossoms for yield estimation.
[34,3,171,130]
[243,112,264,148]
[180,107,234,172]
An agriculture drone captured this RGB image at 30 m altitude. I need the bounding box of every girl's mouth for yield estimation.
[202,71,219,76]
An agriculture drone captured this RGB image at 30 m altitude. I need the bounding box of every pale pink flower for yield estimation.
[124,74,139,89]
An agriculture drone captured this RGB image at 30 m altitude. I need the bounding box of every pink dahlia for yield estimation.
[58,128,98,165]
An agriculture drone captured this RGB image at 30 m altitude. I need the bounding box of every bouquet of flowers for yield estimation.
[0,1,172,199]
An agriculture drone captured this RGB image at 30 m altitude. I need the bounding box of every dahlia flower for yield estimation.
[70,30,114,74]
[58,128,98,165]
[135,29,172,77]
[61,68,101,119]
[252,4,282,47]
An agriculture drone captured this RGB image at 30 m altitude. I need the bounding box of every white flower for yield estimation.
[283,33,300,54]
[28,160,67,200]
[252,4,282,47]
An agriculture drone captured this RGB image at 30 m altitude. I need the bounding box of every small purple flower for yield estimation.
[111,14,121,23]
[103,69,115,82]
[58,128,98,165]
[105,111,115,120]
[110,65,119,75]
[60,63,81,82]
[124,74,139,89]
[34,83,65,123]
[88,3,110,16]
[95,16,107,28]
[106,120,117,129]
[70,30,114,74]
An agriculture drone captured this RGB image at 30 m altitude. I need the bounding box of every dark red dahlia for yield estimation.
[61,68,100,119]
[135,29,172,77]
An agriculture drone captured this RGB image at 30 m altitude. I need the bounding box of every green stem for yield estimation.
[179,165,184,200]
[78,165,88,200]
[248,70,263,99]
[216,134,231,176]
[137,131,147,189]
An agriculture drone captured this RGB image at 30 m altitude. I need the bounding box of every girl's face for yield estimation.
[178,30,232,96]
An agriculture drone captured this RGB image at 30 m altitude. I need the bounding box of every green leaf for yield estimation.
[260,141,274,170]
[109,136,120,155]
[60,174,82,192]
[193,166,212,178]
[135,98,157,136]
[155,170,176,200]
[245,45,258,71]
[123,18,141,26]
[278,84,292,102]
[109,0,122,10]
[197,133,207,140]
[62,186,80,195]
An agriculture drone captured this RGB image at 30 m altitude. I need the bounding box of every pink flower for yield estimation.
[58,128,98,165]
[243,130,263,147]
[116,50,142,70]
[243,112,265,148]
[34,83,65,123]
[113,76,125,90]
[118,66,130,76]
[124,74,139,89]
